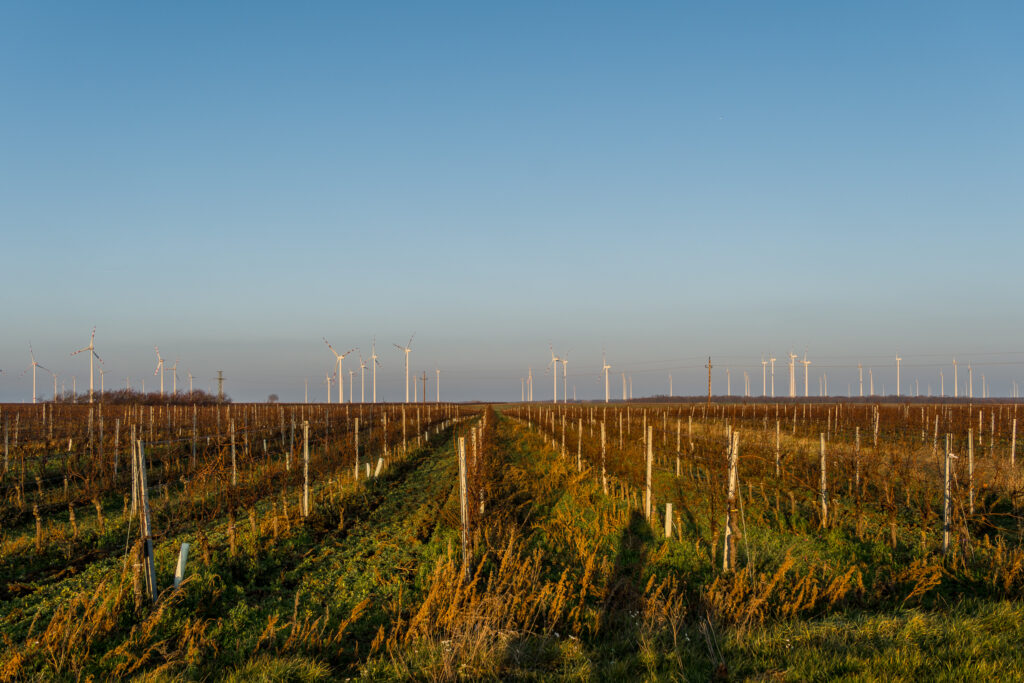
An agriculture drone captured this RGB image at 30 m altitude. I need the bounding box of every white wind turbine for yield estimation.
[436,368,440,402]
[358,353,367,403]
[168,358,180,395]
[154,347,166,396]
[547,346,561,404]
[370,338,381,403]
[801,352,812,397]
[187,369,194,394]
[787,351,798,398]
[98,368,108,398]
[560,351,570,403]
[71,327,102,403]
[25,344,50,404]
[769,354,777,398]
[601,350,611,403]
[324,337,356,404]
[393,334,415,403]
[895,353,902,397]
[761,355,768,397]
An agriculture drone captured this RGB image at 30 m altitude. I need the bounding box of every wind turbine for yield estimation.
[787,352,798,398]
[324,371,334,403]
[527,367,533,401]
[761,355,768,397]
[370,338,381,403]
[858,363,863,397]
[769,354,777,398]
[25,345,50,404]
[98,368,109,398]
[601,350,611,403]
[168,359,180,395]
[547,345,561,404]
[801,353,812,397]
[71,327,102,403]
[393,334,415,403]
[953,358,959,398]
[436,368,440,402]
[358,353,367,403]
[187,370,194,394]
[560,351,570,403]
[348,370,355,402]
[895,354,902,397]
[154,347,165,396]
[324,338,356,404]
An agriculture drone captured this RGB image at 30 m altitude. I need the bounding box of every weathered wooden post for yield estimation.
[1007,417,1015,471]
[664,502,673,539]
[136,440,157,603]
[775,420,781,476]
[577,417,583,471]
[230,420,237,487]
[968,429,975,515]
[458,436,470,581]
[723,432,739,571]
[354,417,360,480]
[943,434,952,554]
[819,433,829,528]
[645,426,653,522]
[601,421,608,494]
[302,421,310,517]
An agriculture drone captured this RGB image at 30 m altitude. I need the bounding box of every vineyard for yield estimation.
[1,400,1024,680]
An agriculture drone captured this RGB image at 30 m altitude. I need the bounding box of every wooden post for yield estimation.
[723,432,739,571]
[1007,417,1015,471]
[302,421,310,517]
[354,417,360,480]
[601,421,608,494]
[645,426,653,522]
[458,436,470,581]
[577,418,583,471]
[136,440,157,603]
[854,426,861,492]
[943,434,952,554]
[230,420,237,487]
[664,502,673,539]
[968,429,974,515]
[819,433,829,528]
[774,420,780,476]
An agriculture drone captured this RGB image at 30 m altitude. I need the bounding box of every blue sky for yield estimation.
[1,2,1022,402]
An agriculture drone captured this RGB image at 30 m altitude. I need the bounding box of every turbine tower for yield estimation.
[547,346,561,404]
[895,354,902,397]
[393,334,415,403]
[787,352,798,398]
[769,354,777,398]
[801,353,812,397]
[953,358,959,398]
[370,338,380,403]
[154,347,165,396]
[358,354,367,403]
[25,345,49,404]
[71,327,102,403]
[858,363,863,397]
[560,352,570,403]
[761,355,768,397]
[324,338,356,404]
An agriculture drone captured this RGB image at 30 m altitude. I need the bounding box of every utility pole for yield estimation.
[217,371,225,402]
[705,356,713,407]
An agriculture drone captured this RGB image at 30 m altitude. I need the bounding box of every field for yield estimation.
[1,399,1023,681]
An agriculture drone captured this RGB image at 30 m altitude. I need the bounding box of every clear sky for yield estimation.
[2,2,1022,402]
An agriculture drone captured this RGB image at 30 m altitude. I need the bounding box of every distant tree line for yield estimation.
[51,389,230,405]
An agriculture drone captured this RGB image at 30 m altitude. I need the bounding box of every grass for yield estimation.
[3,402,1024,680]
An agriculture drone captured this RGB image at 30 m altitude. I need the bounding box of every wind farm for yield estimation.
[3,2,1024,680]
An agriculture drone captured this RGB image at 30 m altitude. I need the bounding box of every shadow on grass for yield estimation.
[598,509,654,649]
